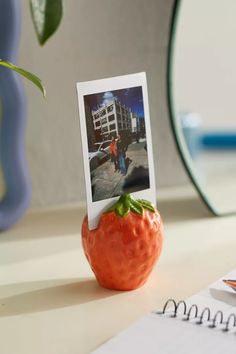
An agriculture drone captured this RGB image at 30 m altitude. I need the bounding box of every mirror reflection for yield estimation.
[173,0,236,213]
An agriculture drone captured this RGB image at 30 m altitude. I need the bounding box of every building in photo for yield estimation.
[131,112,139,133]
[85,102,96,150]
[92,98,141,141]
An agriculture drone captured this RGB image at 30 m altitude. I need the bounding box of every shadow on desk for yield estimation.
[158,195,212,223]
[0,278,120,317]
[0,206,85,243]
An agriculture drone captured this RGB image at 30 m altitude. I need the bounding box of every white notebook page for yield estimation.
[92,313,236,354]
[92,269,236,354]
[186,268,236,316]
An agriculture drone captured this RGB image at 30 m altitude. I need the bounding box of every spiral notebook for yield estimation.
[92,269,236,353]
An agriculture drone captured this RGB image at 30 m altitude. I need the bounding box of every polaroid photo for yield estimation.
[76,72,156,230]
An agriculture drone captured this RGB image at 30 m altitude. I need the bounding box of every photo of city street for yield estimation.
[84,86,150,202]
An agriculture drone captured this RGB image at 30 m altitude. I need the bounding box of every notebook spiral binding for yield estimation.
[156,299,236,332]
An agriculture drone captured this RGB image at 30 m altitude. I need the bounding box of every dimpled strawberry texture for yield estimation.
[82,209,164,291]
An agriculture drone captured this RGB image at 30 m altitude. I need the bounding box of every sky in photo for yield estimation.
[85,86,144,117]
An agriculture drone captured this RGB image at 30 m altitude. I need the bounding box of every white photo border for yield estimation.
[76,72,156,230]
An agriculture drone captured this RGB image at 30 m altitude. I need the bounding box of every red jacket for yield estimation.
[109,141,117,156]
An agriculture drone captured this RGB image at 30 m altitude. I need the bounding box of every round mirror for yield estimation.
[168,0,236,215]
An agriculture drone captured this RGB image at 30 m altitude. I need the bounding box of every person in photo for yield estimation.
[109,136,118,172]
[117,134,127,176]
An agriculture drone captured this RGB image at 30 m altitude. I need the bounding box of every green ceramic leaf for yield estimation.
[30,0,63,45]
[137,199,155,213]
[106,194,154,217]
[130,199,143,214]
[117,203,130,218]
[0,60,46,96]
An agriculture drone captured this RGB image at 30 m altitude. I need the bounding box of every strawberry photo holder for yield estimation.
[82,193,164,291]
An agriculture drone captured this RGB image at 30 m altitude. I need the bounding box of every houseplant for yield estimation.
[0,0,63,88]
[0,0,63,229]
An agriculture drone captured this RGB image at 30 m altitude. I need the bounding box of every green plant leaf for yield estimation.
[0,59,46,97]
[30,0,63,45]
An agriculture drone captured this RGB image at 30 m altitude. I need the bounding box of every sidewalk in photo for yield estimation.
[91,141,149,201]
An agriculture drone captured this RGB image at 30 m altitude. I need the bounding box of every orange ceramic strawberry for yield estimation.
[82,193,164,291]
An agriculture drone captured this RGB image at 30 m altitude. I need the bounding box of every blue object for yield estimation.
[118,154,126,175]
[0,0,31,230]
[201,132,236,149]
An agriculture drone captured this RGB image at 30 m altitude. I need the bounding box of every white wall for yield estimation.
[18,0,186,207]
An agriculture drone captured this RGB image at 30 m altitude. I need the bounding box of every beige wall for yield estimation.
[18,0,187,207]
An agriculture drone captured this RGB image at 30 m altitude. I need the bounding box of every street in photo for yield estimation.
[84,86,149,202]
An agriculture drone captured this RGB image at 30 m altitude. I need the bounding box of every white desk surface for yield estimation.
[0,187,236,354]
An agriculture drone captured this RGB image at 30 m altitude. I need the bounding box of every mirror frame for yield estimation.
[166,0,235,216]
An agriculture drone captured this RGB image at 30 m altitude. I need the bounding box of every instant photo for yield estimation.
[77,73,156,229]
